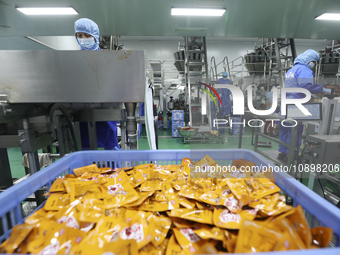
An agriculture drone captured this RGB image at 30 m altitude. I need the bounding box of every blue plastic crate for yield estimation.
[172,128,182,137]
[172,120,184,129]
[172,110,184,120]
[0,149,339,255]
[157,120,164,129]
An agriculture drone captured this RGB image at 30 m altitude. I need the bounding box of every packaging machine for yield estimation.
[0,50,146,188]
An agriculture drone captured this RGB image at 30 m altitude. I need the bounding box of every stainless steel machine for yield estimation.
[0,50,146,188]
[301,135,340,208]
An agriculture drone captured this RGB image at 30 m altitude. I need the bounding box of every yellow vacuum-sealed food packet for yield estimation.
[129,169,146,187]
[102,177,139,208]
[44,193,70,211]
[125,190,155,207]
[152,216,172,247]
[56,200,82,229]
[179,185,204,200]
[166,235,186,255]
[235,220,282,253]
[226,175,280,200]
[173,228,207,254]
[73,164,99,176]
[289,204,312,248]
[70,239,138,255]
[311,226,333,248]
[137,196,171,212]
[59,227,87,255]
[79,198,105,223]
[193,225,224,241]
[259,195,294,217]
[178,196,196,209]
[249,193,280,211]
[0,224,33,254]
[81,211,155,250]
[25,208,47,225]
[49,178,66,193]
[168,209,214,225]
[213,208,257,229]
[270,218,306,251]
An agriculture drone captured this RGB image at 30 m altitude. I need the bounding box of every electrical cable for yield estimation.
[48,104,79,152]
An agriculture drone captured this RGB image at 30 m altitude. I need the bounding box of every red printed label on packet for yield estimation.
[200,163,210,172]
[219,210,241,223]
[57,216,80,229]
[221,189,232,196]
[75,236,83,244]
[107,183,124,195]
[120,223,144,243]
[229,171,246,178]
[245,208,257,215]
[65,243,72,255]
[180,228,201,243]
[39,241,60,255]
[224,196,239,211]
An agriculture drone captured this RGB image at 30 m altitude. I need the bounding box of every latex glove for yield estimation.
[323,88,332,93]
[311,94,317,98]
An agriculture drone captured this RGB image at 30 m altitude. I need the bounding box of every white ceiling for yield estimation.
[0,0,340,50]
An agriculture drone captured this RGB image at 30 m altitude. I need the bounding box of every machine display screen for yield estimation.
[286,103,322,121]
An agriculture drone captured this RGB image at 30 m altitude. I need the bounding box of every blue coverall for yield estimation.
[217,78,232,117]
[75,18,120,150]
[279,50,323,155]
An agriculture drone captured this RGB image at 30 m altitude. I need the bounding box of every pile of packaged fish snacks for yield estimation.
[0,156,333,254]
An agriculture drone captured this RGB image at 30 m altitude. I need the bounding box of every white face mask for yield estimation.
[307,62,315,69]
[78,38,96,49]
[223,77,228,80]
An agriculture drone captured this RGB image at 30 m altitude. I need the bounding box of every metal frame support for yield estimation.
[19,119,40,174]
[88,121,98,150]
[289,39,297,60]
[0,148,13,188]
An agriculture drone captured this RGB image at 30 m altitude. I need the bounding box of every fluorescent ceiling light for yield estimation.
[171,7,225,16]
[315,13,340,21]
[16,7,78,15]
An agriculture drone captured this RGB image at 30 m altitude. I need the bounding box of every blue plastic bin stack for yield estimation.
[172,110,184,137]
[230,116,245,135]
[157,120,164,129]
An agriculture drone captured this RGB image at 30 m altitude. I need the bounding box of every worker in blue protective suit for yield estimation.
[74,18,120,150]
[278,49,330,162]
[217,72,232,117]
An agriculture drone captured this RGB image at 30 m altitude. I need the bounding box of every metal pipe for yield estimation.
[274,38,284,88]
[210,56,217,81]
[22,119,29,130]
[203,37,208,79]
[222,56,231,81]
[120,121,127,150]
[109,36,113,50]
[238,115,243,148]
[184,36,192,127]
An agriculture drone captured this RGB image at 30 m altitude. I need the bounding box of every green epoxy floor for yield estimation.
[5,126,278,180]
